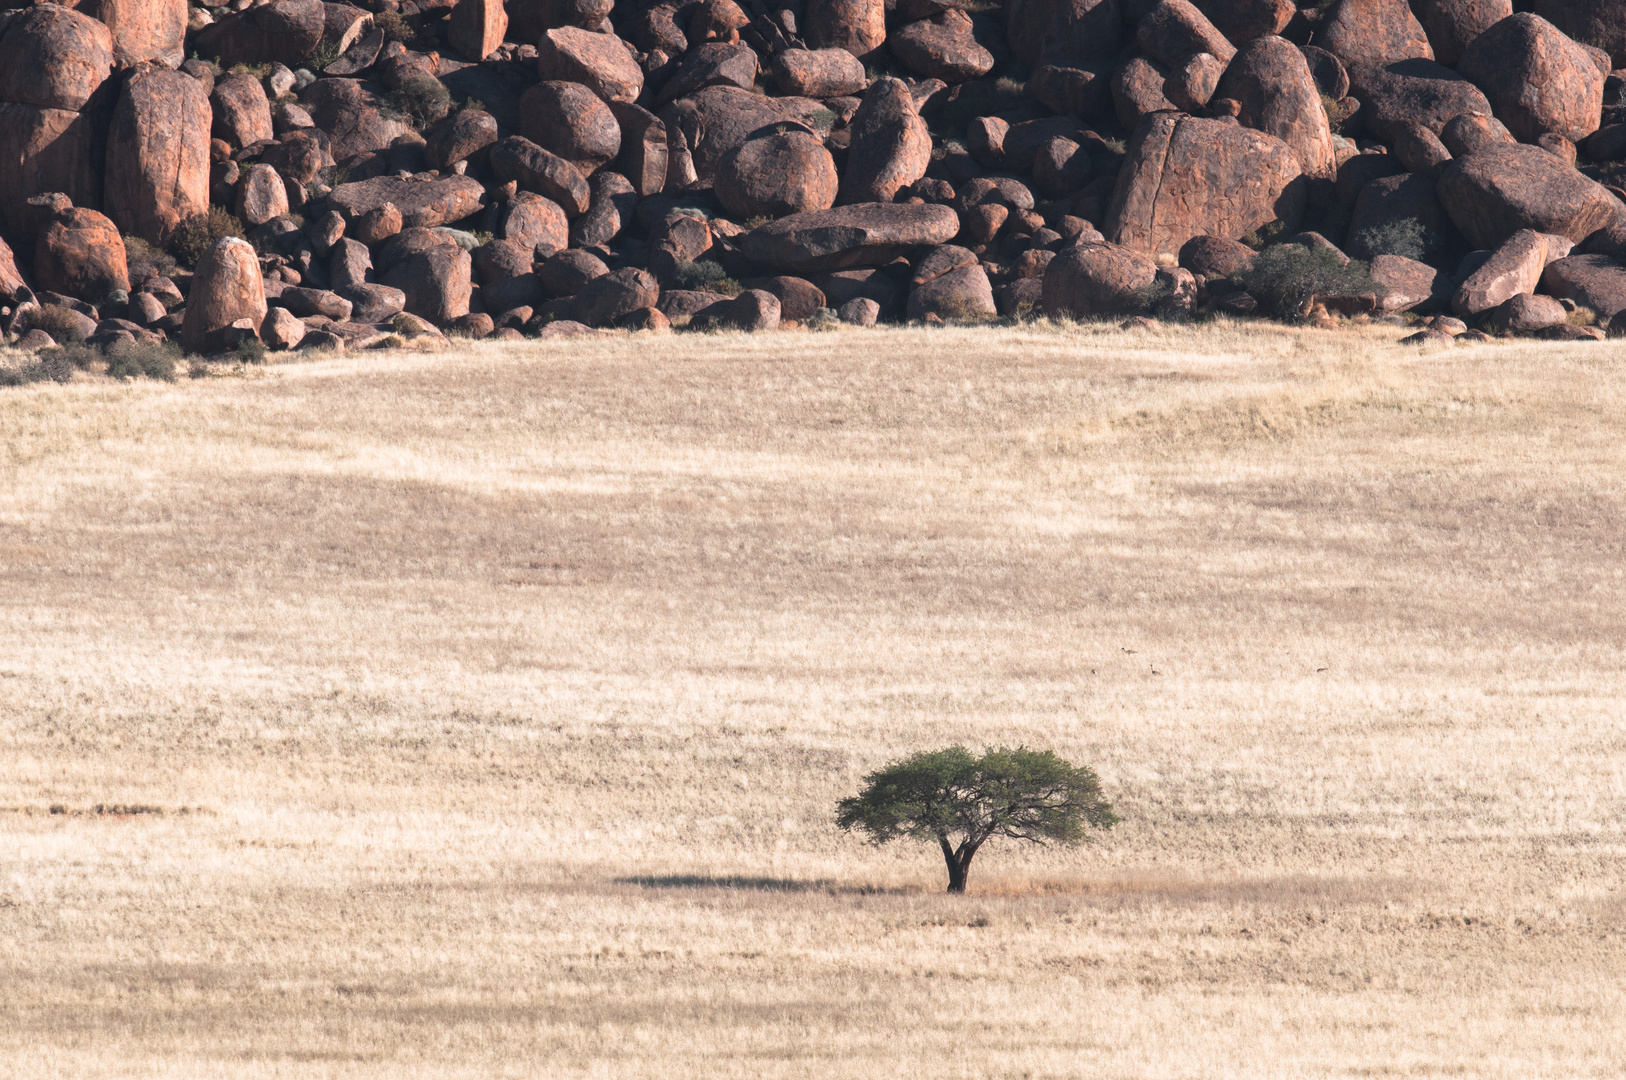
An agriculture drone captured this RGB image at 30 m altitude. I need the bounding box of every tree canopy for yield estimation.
[836,746,1118,893]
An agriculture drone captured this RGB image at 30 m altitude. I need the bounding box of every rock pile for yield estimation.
[2,0,1626,354]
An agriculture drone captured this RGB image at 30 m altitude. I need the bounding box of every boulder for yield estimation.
[1346,58,1494,143]
[339,283,406,322]
[235,163,289,227]
[658,288,733,325]
[511,0,613,42]
[328,175,486,230]
[742,202,961,272]
[571,172,638,248]
[688,0,750,46]
[520,82,622,178]
[1437,142,1621,248]
[1392,123,1452,177]
[194,0,326,70]
[1458,13,1609,144]
[260,131,328,187]
[804,0,887,61]
[35,207,128,302]
[1533,0,1626,68]
[740,276,827,321]
[1138,0,1236,67]
[380,232,473,323]
[261,306,306,350]
[539,249,610,295]
[0,5,113,112]
[1041,241,1158,316]
[1369,252,1449,311]
[716,129,839,219]
[838,296,881,324]
[658,42,760,102]
[1439,111,1516,157]
[0,106,101,237]
[278,287,353,321]
[490,137,592,217]
[501,192,571,257]
[609,102,668,197]
[71,0,187,69]
[426,109,498,171]
[104,67,210,246]
[633,4,688,55]
[1179,234,1256,277]
[329,238,371,289]
[300,78,411,163]
[727,288,782,330]
[182,237,267,352]
[1165,52,1225,112]
[889,11,995,83]
[573,266,660,325]
[1194,0,1294,43]
[1007,0,1121,65]
[1034,137,1093,197]
[1411,0,1511,65]
[1112,58,1178,129]
[1488,292,1567,334]
[771,49,868,98]
[1105,113,1305,256]
[212,73,274,149]
[1315,0,1432,68]
[659,86,789,182]
[1541,253,1626,320]
[537,27,644,104]
[1451,228,1551,315]
[1216,35,1336,180]
[351,203,403,245]
[449,0,507,61]
[906,262,996,320]
[841,79,933,204]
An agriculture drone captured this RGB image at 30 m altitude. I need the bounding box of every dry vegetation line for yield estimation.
[2,324,1625,1078]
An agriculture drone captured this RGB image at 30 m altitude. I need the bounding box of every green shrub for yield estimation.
[1352,217,1435,262]
[235,338,268,365]
[169,207,246,267]
[1241,244,1380,319]
[1241,219,1289,250]
[103,339,179,381]
[669,260,729,291]
[122,235,178,279]
[373,10,416,45]
[0,348,75,386]
[228,62,275,79]
[807,107,838,133]
[303,36,342,72]
[384,75,450,129]
[22,304,91,345]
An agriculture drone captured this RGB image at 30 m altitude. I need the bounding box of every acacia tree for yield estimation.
[836,746,1118,893]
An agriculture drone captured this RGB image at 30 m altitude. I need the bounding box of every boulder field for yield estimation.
[3,0,1626,352]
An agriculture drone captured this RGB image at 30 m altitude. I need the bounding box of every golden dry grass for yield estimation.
[2,321,1625,1078]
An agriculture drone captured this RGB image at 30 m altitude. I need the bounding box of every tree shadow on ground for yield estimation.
[615,875,904,895]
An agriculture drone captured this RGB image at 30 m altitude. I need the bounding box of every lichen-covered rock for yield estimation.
[1458,13,1609,144]
[520,82,622,178]
[0,5,113,112]
[890,11,995,83]
[743,202,961,273]
[35,207,128,302]
[1216,35,1336,180]
[183,236,267,352]
[72,0,187,69]
[104,67,210,246]
[1315,0,1432,68]
[716,129,839,219]
[328,175,487,230]
[771,49,868,97]
[1040,241,1158,316]
[537,27,644,103]
[1437,142,1622,248]
[1105,113,1305,256]
[449,0,507,61]
[841,79,933,205]
[805,0,887,61]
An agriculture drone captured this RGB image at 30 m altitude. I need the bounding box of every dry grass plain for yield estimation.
[1,321,1624,1078]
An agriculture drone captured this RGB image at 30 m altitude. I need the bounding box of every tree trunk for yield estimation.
[940,836,976,893]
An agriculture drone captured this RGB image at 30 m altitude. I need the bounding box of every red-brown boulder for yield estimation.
[890,11,994,83]
[1315,0,1432,68]
[907,261,995,320]
[1112,58,1178,129]
[35,206,128,302]
[490,136,592,217]
[235,163,289,227]
[1138,0,1236,67]
[716,129,839,219]
[743,202,961,272]
[425,109,498,170]
[0,5,113,112]
[511,0,613,43]
[212,73,274,149]
[1412,0,1511,65]
[573,266,660,326]
[688,0,750,46]
[771,49,868,97]
[500,191,571,257]
[658,42,760,102]
[300,78,411,164]
[740,276,827,321]
[1437,142,1622,248]
[1533,0,1626,67]
[182,237,266,352]
[329,175,487,229]
[1105,113,1305,256]
[841,78,932,204]
[1216,35,1336,180]
[194,0,325,71]
[449,0,507,61]
[1541,253,1626,321]
[1179,234,1257,277]
[537,27,644,103]
[726,288,781,331]
[1458,13,1609,144]
[659,86,790,182]
[520,82,622,177]
[804,0,886,61]
[1369,253,1449,312]
[1006,0,1120,65]
[1041,241,1158,316]
[379,229,473,323]
[1452,228,1552,315]
[1194,0,1293,43]
[1346,58,1493,143]
[71,0,186,69]
[1440,111,1516,156]
[104,67,210,246]
[609,102,668,197]
[0,108,96,237]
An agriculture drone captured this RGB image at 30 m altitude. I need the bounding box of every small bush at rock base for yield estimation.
[1241,245,1380,319]
[22,305,91,345]
[104,339,180,382]
[1353,217,1434,262]
[122,235,178,280]
[303,37,342,72]
[385,76,451,130]
[668,260,741,296]
[373,11,417,45]
[236,338,269,365]
[169,208,246,268]
[0,349,75,386]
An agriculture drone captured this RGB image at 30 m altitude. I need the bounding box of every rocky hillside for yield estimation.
[2,0,1626,353]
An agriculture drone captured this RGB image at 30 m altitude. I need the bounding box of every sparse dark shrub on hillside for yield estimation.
[23,305,91,344]
[837,746,1118,893]
[169,208,246,268]
[104,339,179,381]
[122,235,178,280]
[386,76,452,130]
[1352,217,1435,262]
[669,260,741,295]
[1241,245,1380,319]
[0,348,75,386]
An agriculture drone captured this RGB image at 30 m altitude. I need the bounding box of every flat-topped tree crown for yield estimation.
[836,746,1118,893]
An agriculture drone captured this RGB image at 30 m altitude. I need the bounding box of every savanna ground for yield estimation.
[1,321,1624,1078]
